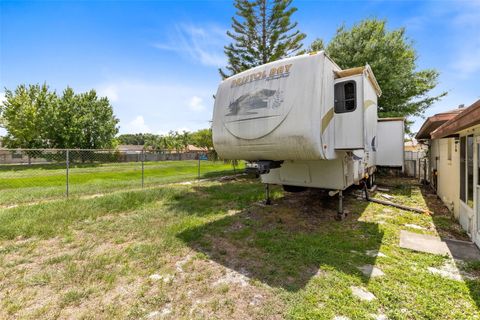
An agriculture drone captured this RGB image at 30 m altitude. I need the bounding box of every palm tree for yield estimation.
[180,130,190,152]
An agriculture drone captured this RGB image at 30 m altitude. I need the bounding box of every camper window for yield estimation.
[334,81,356,113]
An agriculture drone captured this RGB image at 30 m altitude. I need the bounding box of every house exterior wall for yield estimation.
[431,138,460,218]
[429,125,480,243]
[457,125,480,240]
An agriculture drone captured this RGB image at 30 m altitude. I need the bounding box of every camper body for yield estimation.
[376,118,405,170]
[212,52,393,193]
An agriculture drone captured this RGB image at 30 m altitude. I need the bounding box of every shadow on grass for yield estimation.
[375,175,414,197]
[419,185,480,310]
[176,184,384,292]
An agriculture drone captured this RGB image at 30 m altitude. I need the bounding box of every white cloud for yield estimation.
[402,1,480,78]
[453,42,480,77]
[123,115,151,134]
[96,80,214,135]
[450,2,480,77]
[188,96,205,112]
[98,85,119,102]
[152,23,227,67]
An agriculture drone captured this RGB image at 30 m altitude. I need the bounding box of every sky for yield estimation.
[0,0,479,136]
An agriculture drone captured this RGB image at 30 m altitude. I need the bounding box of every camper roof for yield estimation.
[222,51,338,82]
[335,65,382,97]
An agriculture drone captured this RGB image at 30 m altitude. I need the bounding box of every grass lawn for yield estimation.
[0,176,479,319]
[0,160,239,206]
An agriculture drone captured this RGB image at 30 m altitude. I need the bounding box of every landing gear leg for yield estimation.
[265,184,272,205]
[362,180,370,201]
[335,190,346,220]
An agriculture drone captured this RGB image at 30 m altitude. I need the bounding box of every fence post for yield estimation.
[142,150,145,188]
[198,156,201,180]
[66,149,70,197]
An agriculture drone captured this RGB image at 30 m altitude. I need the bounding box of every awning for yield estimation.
[431,100,480,139]
[415,109,463,140]
[335,65,382,97]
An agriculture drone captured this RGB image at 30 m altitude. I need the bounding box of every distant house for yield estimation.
[0,148,49,165]
[185,144,208,153]
[117,145,146,154]
[404,139,426,152]
[0,148,22,164]
[416,100,480,246]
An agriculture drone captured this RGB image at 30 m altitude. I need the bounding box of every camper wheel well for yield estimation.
[282,185,307,193]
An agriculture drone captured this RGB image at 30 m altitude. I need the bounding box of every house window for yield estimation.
[467,135,474,208]
[334,81,356,113]
[460,136,466,202]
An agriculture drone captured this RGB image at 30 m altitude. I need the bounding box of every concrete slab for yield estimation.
[399,230,480,261]
[427,260,477,281]
[357,264,385,278]
[350,286,376,301]
[399,230,450,255]
[444,238,480,261]
[365,250,388,258]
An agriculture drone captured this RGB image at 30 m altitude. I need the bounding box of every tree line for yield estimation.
[0,84,119,149]
[117,129,213,152]
[0,85,214,152]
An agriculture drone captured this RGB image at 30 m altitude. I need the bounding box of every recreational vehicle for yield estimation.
[212,51,403,218]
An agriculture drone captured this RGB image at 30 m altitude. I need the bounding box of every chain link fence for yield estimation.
[0,149,242,206]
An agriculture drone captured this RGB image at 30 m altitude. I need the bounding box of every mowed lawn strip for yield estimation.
[0,177,479,319]
[0,160,239,206]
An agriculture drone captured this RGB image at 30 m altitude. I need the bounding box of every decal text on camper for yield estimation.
[230,64,293,88]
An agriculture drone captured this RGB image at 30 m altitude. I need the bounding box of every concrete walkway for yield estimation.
[399,230,480,261]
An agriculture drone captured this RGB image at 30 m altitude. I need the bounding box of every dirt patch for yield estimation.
[149,255,284,320]
[421,187,470,241]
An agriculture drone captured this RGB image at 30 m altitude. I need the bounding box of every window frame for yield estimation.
[467,134,474,208]
[460,134,475,208]
[334,80,357,114]
[460,136,466,203]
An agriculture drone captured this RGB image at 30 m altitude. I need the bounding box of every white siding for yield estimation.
[376,120,404,167]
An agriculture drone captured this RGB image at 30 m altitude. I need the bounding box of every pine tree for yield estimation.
[220,0,306,79]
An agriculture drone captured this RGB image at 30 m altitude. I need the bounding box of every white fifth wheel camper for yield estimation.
[212,51,403,218]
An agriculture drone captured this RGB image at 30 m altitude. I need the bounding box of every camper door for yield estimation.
[334,76,364,149]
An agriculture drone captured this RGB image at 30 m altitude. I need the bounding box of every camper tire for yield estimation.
[282,185,307,193]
